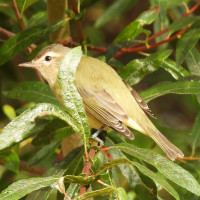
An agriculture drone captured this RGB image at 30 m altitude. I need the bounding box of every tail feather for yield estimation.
[148,128,184,161]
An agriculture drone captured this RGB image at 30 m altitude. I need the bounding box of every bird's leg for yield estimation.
[92,125,105,146]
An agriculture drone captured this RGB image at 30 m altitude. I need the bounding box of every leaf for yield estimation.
[95,158,179,200]
[2,104,16,120]
[66,183,80,199]
[0,151,20,173]
[64,175,94,185]
[176,21,200,66]
[16,0,26,13]
[26,147,84,200]
[115,187,128,200]
[0,103,79,151]
[95,0,137,28]
[0,175,60,200]
[160,58,189,79]
[0,19,69,66]
[185,48,200,104]
[114,7,159,42]
[57,47,90,151]
[105,40,138,61]
[169,16,198,35]
[140,81,200,103]
[134,162,179,200]
[111,143,200,196]
[28,141,60,166]
[186,48,200,76]
[191,112,200,155]
[3,81,60,106]
[105,138,140,188]
[73,187,116,200]
[53,126,74,141]
[27,11,48,28]
[119,50,172,85]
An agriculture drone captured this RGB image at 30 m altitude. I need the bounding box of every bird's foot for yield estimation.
[91,125,105,146]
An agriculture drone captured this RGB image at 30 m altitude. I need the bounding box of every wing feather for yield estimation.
[78,88,134,139]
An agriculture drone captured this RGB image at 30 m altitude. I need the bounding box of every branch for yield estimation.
[0,27,15,38]
[79,142,97,195]
[71,0,84,43]
[114,26,189,58]
[11,0,25,30]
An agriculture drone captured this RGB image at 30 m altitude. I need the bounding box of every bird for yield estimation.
[18,44,184,161]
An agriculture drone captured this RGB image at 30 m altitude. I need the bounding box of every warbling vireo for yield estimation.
[18,44,184,161]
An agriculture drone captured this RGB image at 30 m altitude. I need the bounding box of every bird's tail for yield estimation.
[147,127,184,161]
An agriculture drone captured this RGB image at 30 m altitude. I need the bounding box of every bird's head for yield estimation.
[18,44,70,87]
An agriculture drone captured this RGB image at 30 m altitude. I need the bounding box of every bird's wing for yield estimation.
[125,83,156,119]
[78,87,134,139]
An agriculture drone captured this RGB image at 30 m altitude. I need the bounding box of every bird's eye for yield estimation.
[45,56,51,61]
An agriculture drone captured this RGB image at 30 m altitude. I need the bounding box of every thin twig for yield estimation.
[57,177,72,200]
[71,0,84,43]
[114,26,189,58]
[11,0,25,30]
[0,27,15,38]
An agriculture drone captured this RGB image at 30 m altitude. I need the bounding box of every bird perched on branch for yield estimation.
[19,44,184,161]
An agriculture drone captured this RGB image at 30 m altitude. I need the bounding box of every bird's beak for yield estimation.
[18,61,37,68]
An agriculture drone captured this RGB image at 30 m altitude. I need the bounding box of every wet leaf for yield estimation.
[114,7,159,42]
[140,81,200,103]
[57,47,90,151]
[0,103,79,151]
[0,19,69,66]
[3,81,59,106]
[0,175,60,200]
[111,143,200,196]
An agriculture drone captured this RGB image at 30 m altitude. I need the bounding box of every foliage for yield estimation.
[0,0,200,200]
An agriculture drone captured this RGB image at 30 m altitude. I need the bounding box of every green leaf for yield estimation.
[96,158,179,200]
[105,138,140,188]
[115,187,128,200]
[0,151,20,173]
[57,47,90,151]
[191,112,200,155]
[3,81,60,106]
[185,48,200,104]
[53,126,74,141]
[169,16,198,35]
[95,0,137,28]
[74,187,116,200]
[140,81,200,103]
[26,147,84,200]
[186,48,200,76]
[119,50,172,85]
[64,175,94,185]
[152,1,169,46]
[160,58,189,79]
[0,103,79,151]
[2,104,16,121]
[0,19,69,66]
[28,141,60,166]
[0,175,60,200]
[106,41,137,61]
[66,183,80,199]
[114,7,159,42]
[134,162,179,200]
[27,11,48,28]
[16,0,26,13]
[176,21,200,66]
[111,143,200,196]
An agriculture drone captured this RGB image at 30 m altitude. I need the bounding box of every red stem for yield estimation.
[71,0,84,43]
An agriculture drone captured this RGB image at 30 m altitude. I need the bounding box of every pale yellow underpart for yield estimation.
[126,117,145,134]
